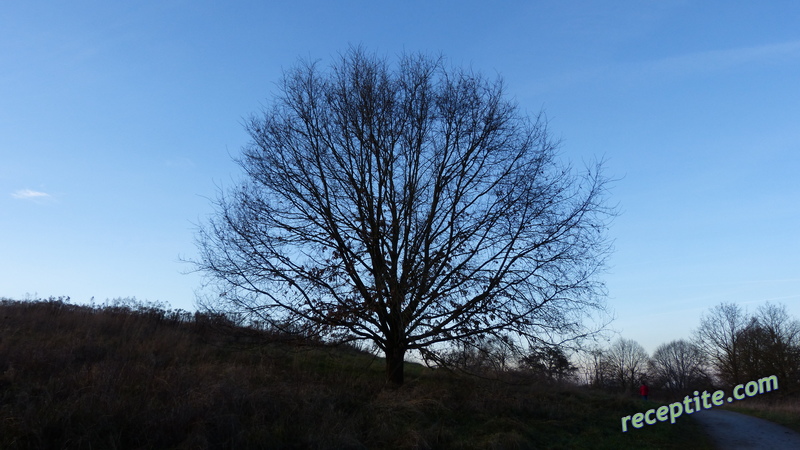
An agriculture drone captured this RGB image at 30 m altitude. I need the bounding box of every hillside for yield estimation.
[0,297,711,449]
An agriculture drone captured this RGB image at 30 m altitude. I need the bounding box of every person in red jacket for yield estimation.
[640,382,649,401]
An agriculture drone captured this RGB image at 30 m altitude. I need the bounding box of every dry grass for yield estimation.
[0,297,711,449]
[724,394,800,433]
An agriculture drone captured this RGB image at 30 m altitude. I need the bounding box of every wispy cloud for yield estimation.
[11,189,51,200]
[526,40,800,95]
[635,40,800,79]
[165,157,195,170]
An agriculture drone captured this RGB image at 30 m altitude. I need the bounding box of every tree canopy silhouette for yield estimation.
[194,48,614,385]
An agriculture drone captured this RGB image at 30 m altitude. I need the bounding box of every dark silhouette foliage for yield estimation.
[695,302,800,390]
[520,345,578,382]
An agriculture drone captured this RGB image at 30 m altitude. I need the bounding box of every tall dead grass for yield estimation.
[1,297,711,449]
[725,393,800,433]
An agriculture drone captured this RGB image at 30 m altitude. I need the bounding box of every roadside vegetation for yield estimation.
[725,396,800,434]
[0,297,711,449]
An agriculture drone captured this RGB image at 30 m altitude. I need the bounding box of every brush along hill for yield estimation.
[0,298,711,449]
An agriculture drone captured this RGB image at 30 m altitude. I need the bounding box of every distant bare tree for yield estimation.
[649,339,710,393]
[603,338,650,391]
[193,47,614,385]
[742,303,800,390]
[694,302,752,385]
[576,347,611,388]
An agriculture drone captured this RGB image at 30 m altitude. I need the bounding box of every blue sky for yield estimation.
[2,1,799,354]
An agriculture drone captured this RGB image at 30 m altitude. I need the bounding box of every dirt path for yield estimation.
[691,408,800,449]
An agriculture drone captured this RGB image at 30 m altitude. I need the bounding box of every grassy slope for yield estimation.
[0,298,712,449]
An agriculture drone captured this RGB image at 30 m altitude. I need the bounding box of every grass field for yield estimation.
[0,297,713,449]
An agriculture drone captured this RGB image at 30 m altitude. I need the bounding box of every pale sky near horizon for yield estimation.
[2,1,799,355]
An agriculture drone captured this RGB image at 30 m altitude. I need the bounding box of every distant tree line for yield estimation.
[695,302,800,390]
[361,300,799,392]
[578,302,800,397]
[432,335,579,383]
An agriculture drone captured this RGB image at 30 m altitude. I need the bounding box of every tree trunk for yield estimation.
[385,345,406,386]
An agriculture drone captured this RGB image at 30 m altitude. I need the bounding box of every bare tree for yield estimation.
[694,302,752,385]
[649,339,710,393]
[603,338,650,392]
[576,347,611,388]
[193,47,613,385]
[745,303,800,390]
